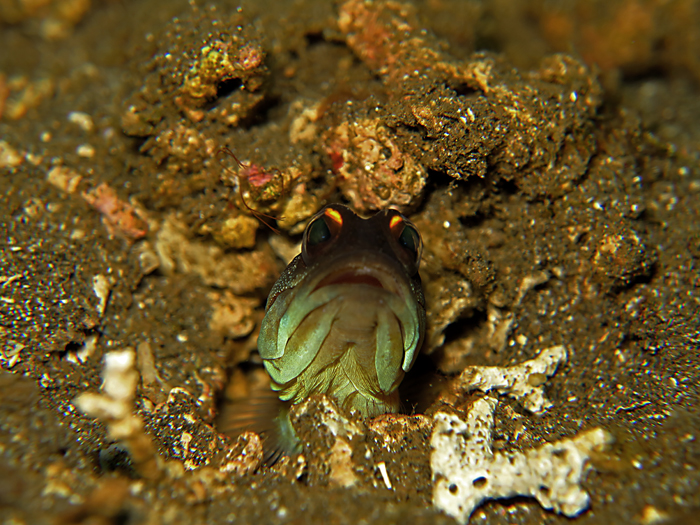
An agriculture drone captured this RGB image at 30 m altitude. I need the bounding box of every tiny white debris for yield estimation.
[294,455,307,479]
[431,397,612,523]
[330,438,358,487]
[0,342,24,368]
[79,334,99,362]
[180,431,193,459]
[136,341,162,388]
[26,152,43,166]
[0,140,23,168]
[486,304,515,352]
[68,111,95,132]
[47,166,82,193]
[640,504,669,525]
[135,241,160,275]
[0,274,20,287]
[92,274,111,317]
[515,270,550,305]
[73,349,164,481]
[65,333,98,364]
[376,461,392,490]
[76,144,95,158]
[454,345,567,413]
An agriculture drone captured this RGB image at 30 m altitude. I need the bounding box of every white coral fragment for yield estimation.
[74,350,259,486]
[456,345,567,413]
[74,349,162,479]
[431,398,612,523]
[92,274,111,317]
[74,349,139,421]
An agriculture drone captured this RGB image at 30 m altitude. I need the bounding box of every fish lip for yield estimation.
[315,270,385,290]
[307,252,409,297]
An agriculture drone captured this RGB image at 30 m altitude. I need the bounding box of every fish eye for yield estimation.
[387,212,422,267]
[399,224,420,257]
[306,216,331,247]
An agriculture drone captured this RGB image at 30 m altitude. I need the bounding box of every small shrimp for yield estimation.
[217,146,282,233]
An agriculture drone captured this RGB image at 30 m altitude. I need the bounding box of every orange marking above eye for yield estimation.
[324,207,343,226]
[389,214,403,230]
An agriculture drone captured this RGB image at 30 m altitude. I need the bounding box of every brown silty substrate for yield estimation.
[0,0,699,523]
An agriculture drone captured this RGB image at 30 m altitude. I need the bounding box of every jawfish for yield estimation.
[259,204,426,419]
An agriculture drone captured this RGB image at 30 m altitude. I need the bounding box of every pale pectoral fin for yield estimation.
[375,309,404,393]
[215,383,300,464]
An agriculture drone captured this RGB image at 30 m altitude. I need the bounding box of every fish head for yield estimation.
[258,204,426,416]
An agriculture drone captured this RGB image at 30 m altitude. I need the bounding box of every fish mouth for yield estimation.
[314,269,385,290]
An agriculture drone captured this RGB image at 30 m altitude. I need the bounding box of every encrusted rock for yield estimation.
[213,214,259,250]
[324,116,427,212]
[219,431,263,476]
[290,395,364,487]
[592,229,655,292]
[155,215,278,294]
[337,0,603,197]
[208,291,260,339]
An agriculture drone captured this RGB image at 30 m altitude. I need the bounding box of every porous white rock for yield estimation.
[455,345,567,413]
[431,397,611,523]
